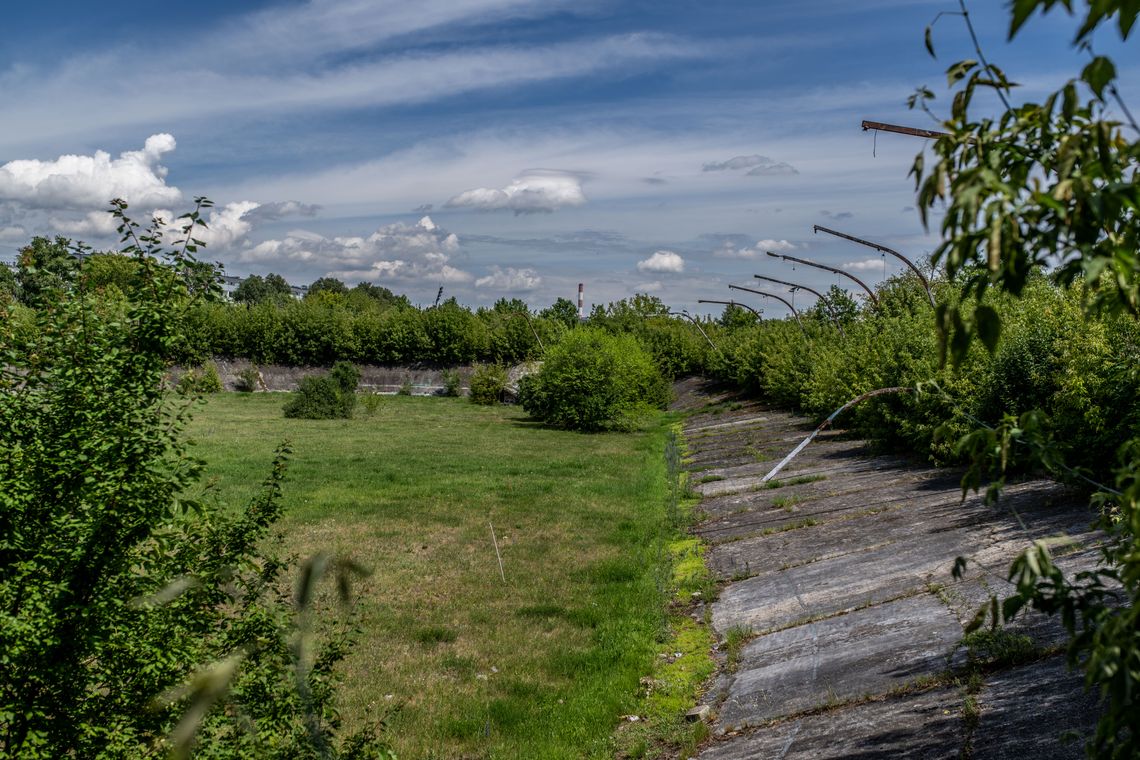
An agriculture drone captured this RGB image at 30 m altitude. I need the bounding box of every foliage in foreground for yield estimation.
[0,201,387,758]
[910,2,1140,755]
[520,326,671,432]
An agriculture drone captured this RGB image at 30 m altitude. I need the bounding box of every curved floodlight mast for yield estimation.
[765,251,879,307]
[812,225,935,308]
[669,310,720,353]
[727,284,809,338]
[751,274,846,337]
[697,298,764,320]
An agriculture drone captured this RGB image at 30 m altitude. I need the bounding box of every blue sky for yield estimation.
[0,0,1135,315]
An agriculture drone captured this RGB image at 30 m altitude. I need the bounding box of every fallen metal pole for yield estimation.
[669,311,720,353]
[812,225,935,309]
[761,386,913,483]
[861,120,948,140]
[697,298,764,320]
[727,284,808,338]
[503,310,545,351]
[766,250,879,307]
[752,274,845,336]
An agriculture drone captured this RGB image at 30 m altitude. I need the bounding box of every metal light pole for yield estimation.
[727,284,809,338]
[697,298,764,320]
[765,250,879,307]
[751,274,846,336]
[812,225,935,308]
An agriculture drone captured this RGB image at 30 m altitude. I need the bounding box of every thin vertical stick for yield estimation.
[489,522,505,582]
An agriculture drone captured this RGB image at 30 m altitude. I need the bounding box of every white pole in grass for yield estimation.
[489,522,506,582]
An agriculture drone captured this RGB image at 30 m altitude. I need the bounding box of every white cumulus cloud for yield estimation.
[475,266,542,291]
[842,257,887,272]
[242,216,470,283]
[637,250,684,273]
[445,170,586,215]
[153,201,263,250]
[50,211,117,236]
[0,134,181,211]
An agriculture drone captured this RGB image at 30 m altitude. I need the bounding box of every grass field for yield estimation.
[185,393,694,759]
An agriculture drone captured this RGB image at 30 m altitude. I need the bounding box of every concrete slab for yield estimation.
[716,593,965,730]
[672,381,1105,759]
[972,656,1098,759]
[700,686,965,759]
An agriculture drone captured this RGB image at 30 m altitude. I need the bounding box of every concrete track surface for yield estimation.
[673,379,1102,759]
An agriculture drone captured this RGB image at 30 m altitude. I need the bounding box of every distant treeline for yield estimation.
[5,235,1138,482]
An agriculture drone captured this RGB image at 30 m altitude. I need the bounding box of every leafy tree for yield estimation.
[809,285,860,327]
[16,235,79,307]
[491,297,530,314]
[232,272,294,305]
[540,297,580,328]
[0,262,18,302]
[913,2,1140,754]
[308,277,348,298]
[79,251,144,295]
[719,303,758,330]
[348,282,407,309]
[0,200,388,758]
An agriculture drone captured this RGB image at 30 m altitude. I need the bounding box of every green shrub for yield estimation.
[283,363,359,419]
[330,360,361,394]
[235,365,261,392]
[441,369,463,397]
[397,378,413,396]
[520,328,669,431]
[469,364,508,405]
[176,361,224,394]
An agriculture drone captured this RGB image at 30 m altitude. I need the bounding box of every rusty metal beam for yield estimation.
[697,298,764,320]
[727,284,808,338]
[751,274,846,336]
[765,250,879,307]
[861,120,948,140]
[812,225,935,308]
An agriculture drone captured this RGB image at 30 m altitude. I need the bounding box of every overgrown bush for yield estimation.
[176,361,224,394]
[468,364,507,406]
[283,361,360,419]
[519,328,669,431]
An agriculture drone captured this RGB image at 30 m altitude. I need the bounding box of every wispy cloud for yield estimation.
[703,154,798,176]
[2,33,704,146]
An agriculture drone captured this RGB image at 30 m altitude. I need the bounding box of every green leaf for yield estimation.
[924,25,936,57]
[975,304,1001,353]
[946,59,978,86]
[1008,0,1040,39]
[1081,56,1116,99]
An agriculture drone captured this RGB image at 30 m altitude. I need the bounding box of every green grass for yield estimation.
[185,393,678,759]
